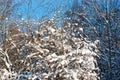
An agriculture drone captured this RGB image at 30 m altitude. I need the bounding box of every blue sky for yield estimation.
[13,0,73,20]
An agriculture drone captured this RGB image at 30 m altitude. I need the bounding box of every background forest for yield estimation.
[0,0,120,80]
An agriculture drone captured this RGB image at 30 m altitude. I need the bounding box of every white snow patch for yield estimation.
[82,49,91,55]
